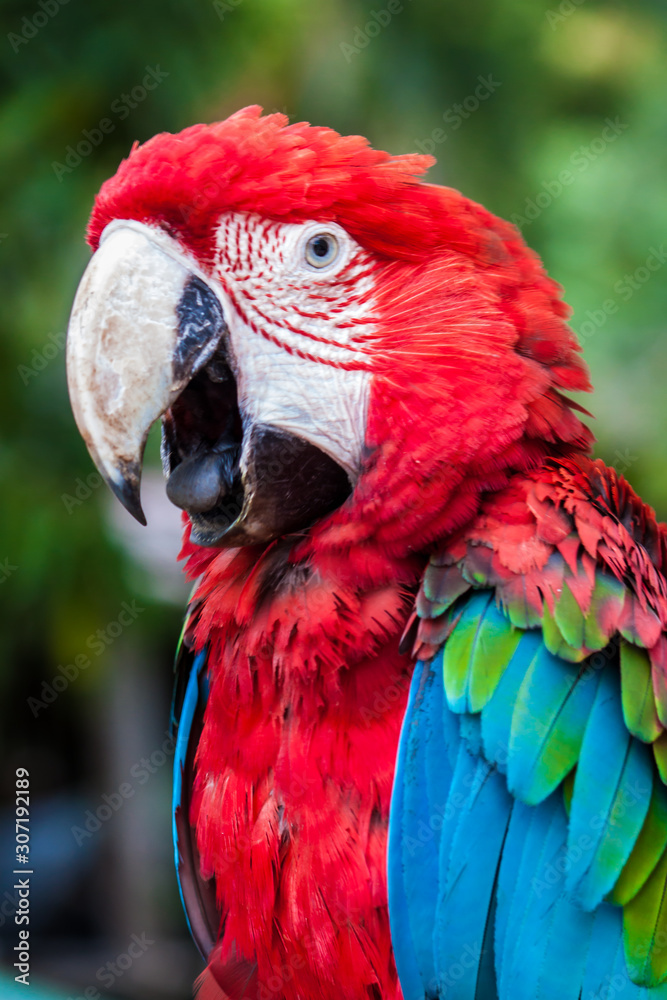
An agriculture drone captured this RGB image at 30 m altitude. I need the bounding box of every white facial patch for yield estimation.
[213,213,377,481]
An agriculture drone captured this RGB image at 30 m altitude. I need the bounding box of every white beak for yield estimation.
[66,221,227,524]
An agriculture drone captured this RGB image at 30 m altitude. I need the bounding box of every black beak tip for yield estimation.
[107,466,147,526]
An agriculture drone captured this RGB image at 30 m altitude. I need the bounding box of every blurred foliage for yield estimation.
[1,0,666,795]
[2,0,667,746]
[0,0,666,983]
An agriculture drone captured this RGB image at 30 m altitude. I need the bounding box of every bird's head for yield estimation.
[67,106,592,557]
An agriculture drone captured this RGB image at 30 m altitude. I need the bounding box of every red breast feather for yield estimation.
[90,107,605,999]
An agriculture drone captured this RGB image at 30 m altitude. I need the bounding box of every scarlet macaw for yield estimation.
[66,107,667,1000]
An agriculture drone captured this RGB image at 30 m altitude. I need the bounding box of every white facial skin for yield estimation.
[66,214,380,529]
[211,213,377,481]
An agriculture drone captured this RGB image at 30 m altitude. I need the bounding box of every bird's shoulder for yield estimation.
[414,454,667,666]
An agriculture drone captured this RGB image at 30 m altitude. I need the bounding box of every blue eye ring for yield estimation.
[304,232,339,268]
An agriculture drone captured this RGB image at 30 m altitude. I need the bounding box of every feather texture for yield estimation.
[507,643,599,803]
[566,668,653,911]
[82,107,667,1000]
[396,499,667,999]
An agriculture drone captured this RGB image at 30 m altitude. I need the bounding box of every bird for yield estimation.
[65,105,667,1000]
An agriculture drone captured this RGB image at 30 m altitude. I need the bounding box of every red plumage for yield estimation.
[83,107,665,999]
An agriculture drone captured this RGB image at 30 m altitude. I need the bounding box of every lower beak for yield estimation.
[66,220,350,545]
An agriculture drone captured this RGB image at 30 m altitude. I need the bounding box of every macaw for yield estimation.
[65,106,667,1000]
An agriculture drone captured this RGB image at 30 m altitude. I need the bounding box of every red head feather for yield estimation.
[84,108,606,999]
[89,105,593,576]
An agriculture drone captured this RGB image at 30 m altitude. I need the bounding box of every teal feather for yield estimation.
[435,739,473,897]
[390,581,667,1000]
[387,658,430,1000]
[171,647,211,954]
[475,889,499,1000]
[435,747,513,998]
[611,777,666,906]
[507,647,599,805]
[566,669,653,910]
[503,797,567,997]
[583,904,667,998]
[481,629,543,773]
[497,792,564,999]
[401,660,444,993]
[493,799,532,986]
[502,795,595,1000]
[424,653,457,821]
[623,845,667,986]
[459,712,483,757]
[532,891,595,1000]
[582,905,629,999]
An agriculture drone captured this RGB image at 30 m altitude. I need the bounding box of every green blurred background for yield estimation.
[1,0,666,996]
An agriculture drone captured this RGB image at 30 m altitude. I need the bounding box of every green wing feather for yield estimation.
[611,780,667,906]
[432,564,667,988]
[621,641,662,743]
[624,847,667,984]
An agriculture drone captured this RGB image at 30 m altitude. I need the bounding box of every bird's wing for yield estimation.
[388,457,667,1000]
[171,607,219,959]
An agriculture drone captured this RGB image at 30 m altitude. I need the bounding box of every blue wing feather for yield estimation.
[389,586,667,999]
[493,799,531,987]
[388,658,435,1000]
[498,792,564,998]
[401,661,445,992]
[507,644,599,804]
[501,794,593,1000]
[171,645,216,959]
[480,628,542,772]
[566,668,653,909]
[434,752,512,999]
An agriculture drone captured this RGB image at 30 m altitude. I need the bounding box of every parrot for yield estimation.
[65,106,667,1000]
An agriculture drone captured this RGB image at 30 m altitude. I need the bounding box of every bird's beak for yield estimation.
[67,220,228,526]
[66,220,351,545]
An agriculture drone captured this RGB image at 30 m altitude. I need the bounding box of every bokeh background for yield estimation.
[1,0,666,996]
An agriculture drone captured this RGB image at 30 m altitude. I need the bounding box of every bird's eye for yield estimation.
[304,233,339,269]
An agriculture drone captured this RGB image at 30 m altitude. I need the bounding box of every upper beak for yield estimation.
[66,221,227,525]
[66,219,352,545]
